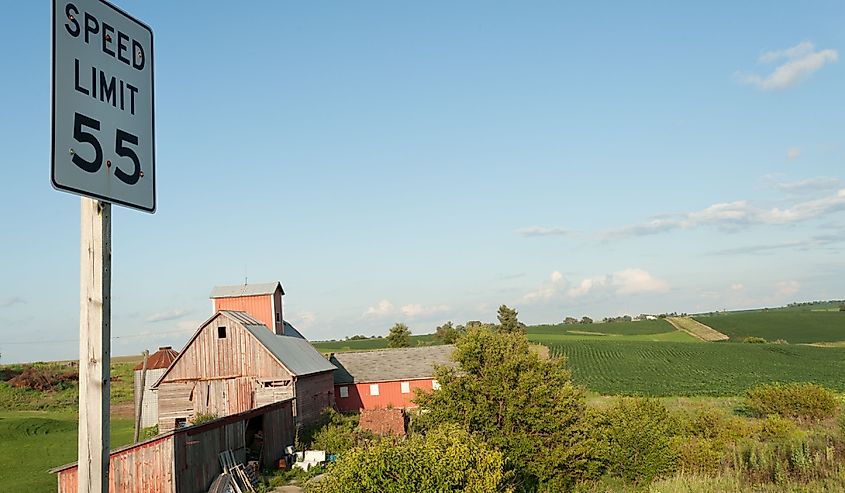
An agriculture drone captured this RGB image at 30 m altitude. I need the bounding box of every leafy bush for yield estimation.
[746,383,837,420]
[307,424,510,493]
[744,337,767,344]
[307,409,369,455]
[589,398,678,483]
[190,412,218,425]
[674,407,752,474]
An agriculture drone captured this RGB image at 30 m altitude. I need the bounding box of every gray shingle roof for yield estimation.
[330,345,455,384]
[210,282,284,298]
[245,323,336,377]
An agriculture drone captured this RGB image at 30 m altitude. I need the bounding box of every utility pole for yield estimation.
[78,198,111,493]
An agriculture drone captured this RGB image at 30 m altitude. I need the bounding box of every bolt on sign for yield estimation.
[52,0,155,213]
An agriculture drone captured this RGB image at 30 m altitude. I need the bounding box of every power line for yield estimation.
[1,328,191,345]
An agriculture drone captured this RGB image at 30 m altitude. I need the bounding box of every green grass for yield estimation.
[529,330,697,343]
[530,319,676,336]
[0,410,134,493]
[695,311,845,344]
[550,340,845,396]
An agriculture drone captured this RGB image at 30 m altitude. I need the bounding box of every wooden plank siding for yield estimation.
[54,400,295,493]
[294,371,336,427]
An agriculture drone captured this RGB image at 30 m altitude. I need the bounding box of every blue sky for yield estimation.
[2,1,844,363]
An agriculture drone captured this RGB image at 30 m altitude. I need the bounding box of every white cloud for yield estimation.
[611,268,669,295]
[515,226,570,237]
[775,280,800,298]
[523,271,567,302]
[738,41,838,90]
[523,268,667,302]
[730,283,745,292]
[609,188,845,238]
[786,147,801,160]
[145,308,191,323]
[0,296,25,308]
[767,176,842,195]
[363,300,394,317]
[290,311,316,328]
[400,304,450,318]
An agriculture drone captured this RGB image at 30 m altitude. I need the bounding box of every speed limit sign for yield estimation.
[52,0,155,213]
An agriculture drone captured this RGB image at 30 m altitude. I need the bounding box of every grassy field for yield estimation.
[530,319,676,336]
[695,310,845,343]
[313,333,440,352]
[550,340,845,396]
[0,411,134,493]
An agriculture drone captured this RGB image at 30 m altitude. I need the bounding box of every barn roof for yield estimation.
[330,345,456,384]
[210,281,284,299]
[133,346,179,370]
[246,325,336,377]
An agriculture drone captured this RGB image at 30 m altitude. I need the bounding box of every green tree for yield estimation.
[434,321,462,344]
[308,424,510,493]
[415,326,597,491]
[497,304,524,334]
[563,317,578,325]
[580,316,593,324]
[387,323,411,348]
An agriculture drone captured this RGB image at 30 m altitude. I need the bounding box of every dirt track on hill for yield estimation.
[666,317,730,342]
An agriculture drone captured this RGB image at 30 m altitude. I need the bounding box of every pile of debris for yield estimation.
[207,450,260,493]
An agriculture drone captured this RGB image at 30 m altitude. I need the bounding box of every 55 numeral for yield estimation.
[72,112,141,185]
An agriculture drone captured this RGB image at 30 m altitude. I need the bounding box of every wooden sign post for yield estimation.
[78,198,111,492]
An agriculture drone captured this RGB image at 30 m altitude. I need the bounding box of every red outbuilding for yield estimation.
[330,345,455,412]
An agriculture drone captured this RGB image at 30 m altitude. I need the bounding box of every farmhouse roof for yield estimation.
[209,281,284,298]
[331,345,456,385]
[133,346,179,370]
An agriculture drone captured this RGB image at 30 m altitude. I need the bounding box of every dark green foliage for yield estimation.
[746,383,838,420]
[744,336,768,344]
[415,326,597,490]
[581,316,593,324]
[547,341,845,396]
[434,321,463,344]
[589,398,678,483]
[191,412,218,425]
[307,409,368,455]
[308,424,508,493]
[387,323,411,348]
[497,305,524,334]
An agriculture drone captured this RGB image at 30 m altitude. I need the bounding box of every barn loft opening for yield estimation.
[217,326,226,338]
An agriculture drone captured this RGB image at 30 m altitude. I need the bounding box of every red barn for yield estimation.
[330,346,455,412]
[210,282,286,335]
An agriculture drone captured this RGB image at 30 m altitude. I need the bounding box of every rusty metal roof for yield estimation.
[331,345,456,384]
[133,347,179,370]
[209,282,284,298]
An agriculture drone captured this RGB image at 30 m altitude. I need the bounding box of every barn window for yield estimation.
[432,380,441,391]
[369,384,380,396]
[217,326,226,338]
[276,312,281,322]
[339,386,349,398]
[400,381,411,394]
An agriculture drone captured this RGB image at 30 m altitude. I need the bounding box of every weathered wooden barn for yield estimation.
[52,399,295,493]
[134,346,179,428]
[330,345,455,412]
[153,310,336,432]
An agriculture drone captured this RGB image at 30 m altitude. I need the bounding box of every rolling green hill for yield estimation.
[694,310,845,344]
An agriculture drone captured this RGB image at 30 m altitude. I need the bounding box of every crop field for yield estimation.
[550,340,845,396]
[694,310,845,344]
[0,411,134,493]
[529,318,676,336]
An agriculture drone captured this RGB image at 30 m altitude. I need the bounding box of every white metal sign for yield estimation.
[52,0,155,213]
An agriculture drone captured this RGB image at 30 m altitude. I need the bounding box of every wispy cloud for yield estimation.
[609,189,845,238]
[515,226,570,237]
[363,300,394,317]
[767,176,842,195]
[775,280,800,298]
[523,268,668,303]
[290,311,316,329]
[145,308,191,323]
[400,304,450,318]
[709,231,845,256]
[0,296,25,308]
[786,147,801,160]
[737,41,838,90]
